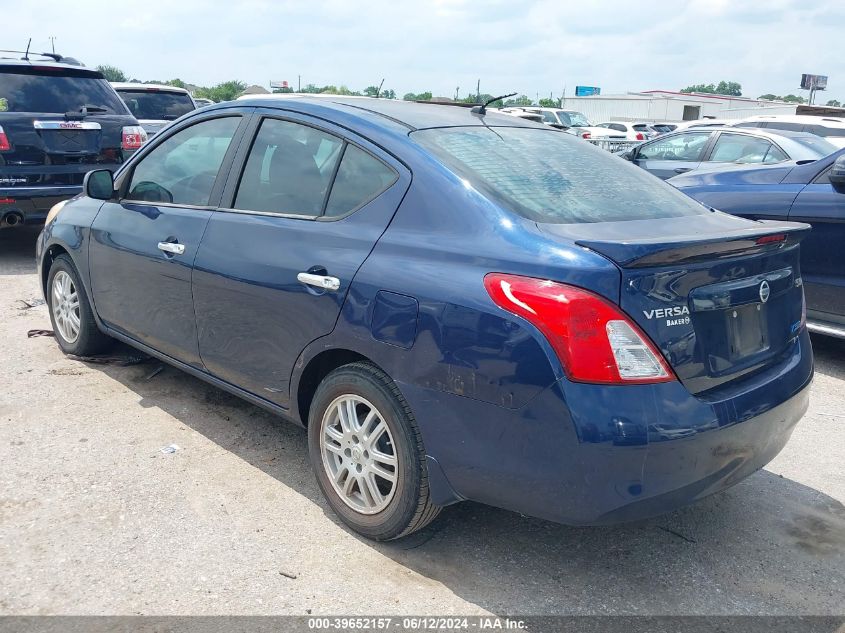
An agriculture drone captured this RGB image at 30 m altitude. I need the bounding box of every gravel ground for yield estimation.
[0,226,843,616]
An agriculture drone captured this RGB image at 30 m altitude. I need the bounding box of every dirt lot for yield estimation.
[0,226,843,616]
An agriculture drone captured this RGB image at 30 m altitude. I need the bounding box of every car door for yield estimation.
[191,111,411,408]
[632,131,713,179]
[788,164,845,321]
[89,112,250,367]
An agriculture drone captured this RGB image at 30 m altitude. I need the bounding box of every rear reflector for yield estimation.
[756,234,786,245]
[484,273,674,384]
[0,125,10,151]
[121,125,147,150]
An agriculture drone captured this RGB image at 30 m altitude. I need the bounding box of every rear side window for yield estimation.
[636,132,711,161]
[116,90,195,121]
[709,134,776,164]
[126,116,240,206]
[234,118,343,215]
[0,68,127,114]
[324,145,398,218]
[412,127,709,224]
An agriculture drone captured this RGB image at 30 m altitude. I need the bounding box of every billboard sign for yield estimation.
[800,74,827,90]
[270,80,289,89]
[575,86,600,97]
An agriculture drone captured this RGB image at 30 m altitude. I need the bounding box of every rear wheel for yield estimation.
[46,254,112,356]
[308,362,441,540]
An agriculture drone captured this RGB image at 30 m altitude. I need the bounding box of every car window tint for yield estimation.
[324,145,398,218]
[0,68,127,114]
[610,124,627,133]
[234,118,343,215]
[116,90,195,120]
[541,111,557,124]
[126,116,240,206]
[412,126,709,224]
[636,133,710,161]
[709,134,774,163]
[764,144,789,163]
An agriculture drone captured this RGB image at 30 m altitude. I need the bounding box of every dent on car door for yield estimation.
[788,165,845,322]
[88,114,248,366]
[191,113,411,407]
[634,132,711,179]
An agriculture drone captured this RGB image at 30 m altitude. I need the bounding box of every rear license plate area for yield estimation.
[726,303,769,361]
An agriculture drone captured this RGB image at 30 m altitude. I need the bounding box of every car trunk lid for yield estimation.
[539,213,810,393]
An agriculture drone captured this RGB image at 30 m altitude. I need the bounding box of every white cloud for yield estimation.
[5,0,843,100]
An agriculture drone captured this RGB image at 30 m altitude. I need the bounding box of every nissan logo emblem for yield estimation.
[759,280,770,304]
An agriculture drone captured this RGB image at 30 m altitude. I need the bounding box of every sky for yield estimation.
[6,0,844,102]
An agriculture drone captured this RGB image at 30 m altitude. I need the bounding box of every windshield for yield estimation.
[116,90,195,120]
[0,68,127,114]
[558,111,592,127]
[413,126,709,224]
[791,135,838,156]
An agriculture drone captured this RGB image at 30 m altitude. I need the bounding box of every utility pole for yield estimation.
[476,79,480,101]
[298,75,301,92]
[455,86,460,101]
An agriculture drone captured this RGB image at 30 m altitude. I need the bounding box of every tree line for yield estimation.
[681,79,841,106]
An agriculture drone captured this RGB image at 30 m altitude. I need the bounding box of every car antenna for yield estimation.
[375,78,384,99]
[471,92,517,116]
[24,38,31,60]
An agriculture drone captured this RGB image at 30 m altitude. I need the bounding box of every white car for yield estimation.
[502,108,623,139]
[673,118,740,131]
[734,114,845,149]
[111,82,197,138]
[594,121,659,141]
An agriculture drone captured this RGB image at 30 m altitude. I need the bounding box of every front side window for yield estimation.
[637,132,711,161]
[412,126,709,224]
[709,134,777,164]
[125,116,240,206]
[234,118,344,215]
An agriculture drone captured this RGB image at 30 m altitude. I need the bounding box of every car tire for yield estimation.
[46,254,112,356]
[308,361,441,540]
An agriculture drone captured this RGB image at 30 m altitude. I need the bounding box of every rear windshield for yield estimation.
[0,68,127,114]
[116,89,195,120]
[412,127,709,224]
[791,135,837,156]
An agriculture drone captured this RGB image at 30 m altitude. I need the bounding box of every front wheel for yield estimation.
[308,362,441,540]
[46,254,112,356]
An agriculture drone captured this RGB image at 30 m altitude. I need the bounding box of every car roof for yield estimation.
[681,125,821,140]
[230,95,545,131]
[111,82,191,94]
[744,114,845,125]
[0,58,100,75]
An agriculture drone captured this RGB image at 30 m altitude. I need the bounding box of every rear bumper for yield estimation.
[0,186,81,226]
[401,329,813,525]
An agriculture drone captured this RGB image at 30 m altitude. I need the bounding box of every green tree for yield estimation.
[758,93,779,100]
[363,85,380,97]
[503,94,533,107]
[165,78,187,89]
[826,99,842,107]
[381,88,396,99]
[96,65,127,82]
[194,80,247,103]
[781,94,805,103]
[681,81,741,96]
[403,91,432,101]
[538,97,558,108]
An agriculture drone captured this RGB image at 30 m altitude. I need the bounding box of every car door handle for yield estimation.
[674,167,693,174]
[157,241,185,255]
[297,272,340,291]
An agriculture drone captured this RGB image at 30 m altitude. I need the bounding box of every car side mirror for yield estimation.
[829,155,845,192]
[621,150,635,161]
[84,169,114,200]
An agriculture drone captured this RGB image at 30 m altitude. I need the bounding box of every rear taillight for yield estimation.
[581,132,591,139]
[484,274,674,384]
[756,234,786,245]
[0,125,11,151]
[635,132,645,140]
[0,197,14,205]
[121,125,147,150]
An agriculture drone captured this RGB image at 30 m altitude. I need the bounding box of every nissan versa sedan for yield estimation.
[37,97,813,540]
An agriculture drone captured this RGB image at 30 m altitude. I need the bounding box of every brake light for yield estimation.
[484,274,674,384]
[0,198,14,205]
[0,125,11,151]
[121,125,147,150]
[581,132,591,139]
[756,234,786,245]
[635,132,645,140]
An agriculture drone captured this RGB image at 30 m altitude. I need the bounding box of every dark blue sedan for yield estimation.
[672,148,845,339]
[37,97,813,540]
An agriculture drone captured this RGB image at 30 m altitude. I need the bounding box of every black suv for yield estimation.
[0,55,145,228]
